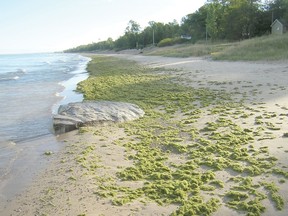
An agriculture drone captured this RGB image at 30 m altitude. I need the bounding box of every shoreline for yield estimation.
[0,54,91,211]
[0,134,61,210]
[2,54,288,215]
[52,54,91,114]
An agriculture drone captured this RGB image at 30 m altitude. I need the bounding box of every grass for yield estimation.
[74,56,287,215]
[143,42,231,58]
[213,34,288,61]
[143,33,288,61]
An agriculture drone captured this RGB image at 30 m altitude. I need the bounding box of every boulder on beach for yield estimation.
[53,101,145,134]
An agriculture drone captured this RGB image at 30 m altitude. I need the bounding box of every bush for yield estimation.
[158,38,174,47]
[158,37,188,47]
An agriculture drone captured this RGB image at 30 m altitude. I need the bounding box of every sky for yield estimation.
[0,0,206,54]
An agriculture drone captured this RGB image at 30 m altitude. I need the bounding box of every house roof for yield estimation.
[271,19,288,27]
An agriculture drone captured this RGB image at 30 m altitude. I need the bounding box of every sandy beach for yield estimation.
[2,54,288,215]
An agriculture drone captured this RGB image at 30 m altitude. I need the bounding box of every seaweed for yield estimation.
[171,197,221,216]
[70,56,287,215]
[261,181,284,210]
[227,199,266,215]
[273,168,288,178]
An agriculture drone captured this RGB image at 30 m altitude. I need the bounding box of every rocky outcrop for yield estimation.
[53,101,145,134]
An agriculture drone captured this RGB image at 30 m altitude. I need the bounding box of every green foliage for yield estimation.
[181,5,207,42]
[206,1,225,40]
[200,0,278,41]
[65,38,114,53]
[157,37,187,47]
[270,0,288,21]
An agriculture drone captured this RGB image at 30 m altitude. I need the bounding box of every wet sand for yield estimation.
[0,134,61,211]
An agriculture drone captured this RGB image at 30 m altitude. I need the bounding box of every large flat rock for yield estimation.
[53,101,145,134]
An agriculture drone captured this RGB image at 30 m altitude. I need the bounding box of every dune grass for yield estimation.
[144,34,288,61]
[143,42,231,58]
[213,34,288,61]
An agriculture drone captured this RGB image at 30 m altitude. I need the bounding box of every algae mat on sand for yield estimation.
[75,56,288,215]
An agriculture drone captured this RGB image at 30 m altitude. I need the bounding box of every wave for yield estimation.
[0,69,26,81]
[16,68,27,73]
[63,66,75,73]
[0,75,20,81]
[55,92,65,99]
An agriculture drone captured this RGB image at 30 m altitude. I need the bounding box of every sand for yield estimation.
[1,55,288,215]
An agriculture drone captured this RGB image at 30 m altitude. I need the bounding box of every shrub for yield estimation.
[158,37,188,47]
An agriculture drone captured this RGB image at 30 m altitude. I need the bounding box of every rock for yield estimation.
[53,101,145,134]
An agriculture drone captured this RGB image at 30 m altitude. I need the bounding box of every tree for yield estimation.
[124,20,141,49]
[224,0,249,39]
[125,20,141,34]
[205,0,264,40]
[138,21,156,46]
[148,22,166,44]
[114,34,129,50]
[268,0,288,22]
[206,1,225,40]
[165,20,181,38]
[181,5,208,41]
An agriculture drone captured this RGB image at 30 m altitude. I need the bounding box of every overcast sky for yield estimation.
[0,0,206,54]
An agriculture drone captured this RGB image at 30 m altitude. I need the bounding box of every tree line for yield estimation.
[65,0,288,53]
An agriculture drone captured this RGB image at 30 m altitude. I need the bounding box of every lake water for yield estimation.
[0,53,90,203]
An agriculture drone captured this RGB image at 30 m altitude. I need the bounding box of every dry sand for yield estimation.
[1,55,288,215]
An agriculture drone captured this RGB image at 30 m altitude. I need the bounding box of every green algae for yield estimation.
[227,199,266,216]
[73,56,287,215]
[225,190,249,201]
[273,168,288,179]
[282,132,288,138]
[171,197,221,216]
[261,181,284,210]
[44,151,53,156]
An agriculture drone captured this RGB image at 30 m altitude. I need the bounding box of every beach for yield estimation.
[2,54,288,215]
